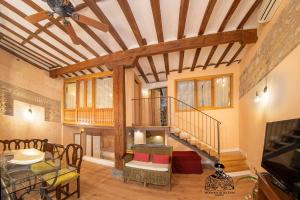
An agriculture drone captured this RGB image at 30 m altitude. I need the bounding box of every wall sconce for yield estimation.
[254,83,268,104]
[142,89,149,97]
[80,128,85,134]
[25,105,33,120]
[254,91,260,103]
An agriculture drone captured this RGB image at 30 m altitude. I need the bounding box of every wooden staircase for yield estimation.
[170,129,249,173]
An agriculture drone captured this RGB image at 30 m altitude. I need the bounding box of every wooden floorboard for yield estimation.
[26,161,254,200]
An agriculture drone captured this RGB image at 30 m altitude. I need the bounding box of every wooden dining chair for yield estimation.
[43,144,83,200]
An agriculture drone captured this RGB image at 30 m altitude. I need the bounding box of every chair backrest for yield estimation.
[65,144,83,173]
[0,139,48,152]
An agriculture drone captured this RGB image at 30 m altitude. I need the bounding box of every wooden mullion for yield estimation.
[84,80,87,108]
[92,78,96,124]
[211,77,215,108]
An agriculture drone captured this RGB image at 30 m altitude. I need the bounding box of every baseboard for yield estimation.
[220,148,240,153]
[83,156,115,167]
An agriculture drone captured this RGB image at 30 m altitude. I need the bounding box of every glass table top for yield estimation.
[0,149,76,199]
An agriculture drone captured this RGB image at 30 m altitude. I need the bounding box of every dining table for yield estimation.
[0,148,75,200]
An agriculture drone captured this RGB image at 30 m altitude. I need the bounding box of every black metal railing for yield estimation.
[132,96,221,157]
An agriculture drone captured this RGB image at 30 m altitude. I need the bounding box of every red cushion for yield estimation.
[133,152,149,162]
[152,154,169,164]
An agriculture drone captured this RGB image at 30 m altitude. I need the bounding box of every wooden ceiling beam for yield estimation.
[97,66,104,72]
[226,43,245,66]
[0,43,47,71]
[191,0,217,71]
[215,42,234,68]
[20,0,94,59]
[0,35,56,68]
[83,0,128,50]
[213,0,261,69]
[177,0,189,73]
[238,0,262,29]
[0,1,85,62]
[0,24,65,68]
[203,0,241,69]
[150,0,169,75]
[118,0,158,82]
[0,13,77,64]
[0,39,51,69]
[136,62,149,83]
[50,29,257,77]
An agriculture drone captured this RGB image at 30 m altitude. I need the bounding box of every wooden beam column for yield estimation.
[113,65,126,170]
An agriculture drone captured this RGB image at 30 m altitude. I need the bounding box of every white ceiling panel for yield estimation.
[138,58,152,75]
[244,5,259,29]
[160,0,181,41]
[0,27,23,43]
[0,18,30,38]
[205,0,234,34]
[147,75,156,83]
[210,44,228,64]
[128,0,157,44]
[96,0,138,49]
[183,49,196,69]
[225,0,257,31]
[158,73,166,81]
[152,54,165,73]
[184,0,210,37]
[169,52,180,71]
[223,42,241,62]
[0,4,38,33]
[7,0,37,16]
[196,46,213,66]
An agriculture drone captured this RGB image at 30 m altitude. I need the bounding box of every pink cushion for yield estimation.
[152,154,170,164]
[133,152,149,162]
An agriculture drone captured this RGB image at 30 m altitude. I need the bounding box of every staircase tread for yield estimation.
[224,163,249,172]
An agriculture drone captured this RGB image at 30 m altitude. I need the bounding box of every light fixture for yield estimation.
[254,91,260,103]
[80,128,85,134]
[262,85,268,103]
[25,105,33,120]
[142,89,149,97]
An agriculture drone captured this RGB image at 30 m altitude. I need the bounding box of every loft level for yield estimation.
[63,71,113,126]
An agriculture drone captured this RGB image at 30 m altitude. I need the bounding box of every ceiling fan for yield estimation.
[25,0,109,45]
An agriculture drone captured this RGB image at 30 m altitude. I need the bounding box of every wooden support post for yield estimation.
[113,65,126,170]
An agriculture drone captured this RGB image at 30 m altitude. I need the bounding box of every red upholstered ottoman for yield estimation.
[172,151,203,174]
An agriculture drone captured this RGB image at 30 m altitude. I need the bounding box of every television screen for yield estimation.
[262,118,300,197]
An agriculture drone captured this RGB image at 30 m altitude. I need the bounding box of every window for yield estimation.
[65,82,76,109]
[95,77,113,108]
[176,74,232,110]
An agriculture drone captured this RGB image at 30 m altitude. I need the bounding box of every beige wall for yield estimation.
[239,44,300,171]
[0,49,63,144]
[167,63,240,150]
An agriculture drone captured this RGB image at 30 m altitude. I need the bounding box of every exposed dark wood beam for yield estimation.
[0,13,77,64]
[118,0,158,81]
[214,0,261,68]
[0,31,58,68]
[83,0,128,50]
[0,36,55,68]
[150,0,169,75]
[203,0,241,69]
[87,68,95,74]
[0,40,51,69]
[97,66,104,72]
[50,29,257,77]
[0,1,85,62]
[0,43,47,71]
[191,0,216,71]
[226,44,245,66]
[136,62,149,83]
[215,42,234,68]
[76,22,112,54]
[0,24,69,66]
[177,0,189,73]
[238,0,262,29]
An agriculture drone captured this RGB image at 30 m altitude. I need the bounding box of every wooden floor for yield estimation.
[27,161,255,200]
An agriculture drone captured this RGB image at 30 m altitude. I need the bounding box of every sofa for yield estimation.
[123,144,173,190]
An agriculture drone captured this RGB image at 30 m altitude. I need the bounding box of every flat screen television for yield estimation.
[262,118,300,198]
